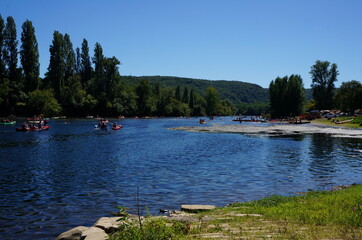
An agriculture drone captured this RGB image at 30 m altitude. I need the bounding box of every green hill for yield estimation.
[120,75,269,104]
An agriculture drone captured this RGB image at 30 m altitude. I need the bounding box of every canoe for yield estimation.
[335,119,354,124]
[0,121,16,125]
[16,126,49,132]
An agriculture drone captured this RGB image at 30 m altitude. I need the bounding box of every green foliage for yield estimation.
[121,76,269,104]
[135,79,152,116]
[0,78,10,106]
[335,80,362,114]
[310,60,338,110]
[304,99,317,112]
[4,16,25,112]
[351,116,362,126]
[27,89,61,116]
[236,102,270,115]
[63,34,75,82]
[205,87,220,116]
[109,218,189,240]
[171,98,190,116]
[269,75,305,118]
[46,31,65,101]
[218,99,236,116]
[182,86,188,103]
[4,16,18,82]
[80,38,92,88]
[0,15,6,79]
[174,85,181,101]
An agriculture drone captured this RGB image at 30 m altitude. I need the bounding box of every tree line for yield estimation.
[1,15,360,119]
[0,15,236,117]
[269,60,362,118]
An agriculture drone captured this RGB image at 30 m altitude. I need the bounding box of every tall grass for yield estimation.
[230,185,362,227]
[352,116,362,126]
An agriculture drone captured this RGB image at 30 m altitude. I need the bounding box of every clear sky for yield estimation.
[2,0,362,88]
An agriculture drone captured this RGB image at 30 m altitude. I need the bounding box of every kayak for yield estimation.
[0,121,16,125]
[111,125,122,130]
[16,126,50,132]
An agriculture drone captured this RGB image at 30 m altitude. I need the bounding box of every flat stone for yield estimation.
[55,226,89,240]
[94,217,121,233]
[181,204,216,213]
[81,227,108,240]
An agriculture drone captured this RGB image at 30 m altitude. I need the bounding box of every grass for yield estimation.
[230,185,362,227]
[109,185,362,239]
[313,116,362,128]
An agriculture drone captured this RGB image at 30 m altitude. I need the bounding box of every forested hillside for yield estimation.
[121,76,269,104]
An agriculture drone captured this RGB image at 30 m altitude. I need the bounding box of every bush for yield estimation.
[109,218,189,240]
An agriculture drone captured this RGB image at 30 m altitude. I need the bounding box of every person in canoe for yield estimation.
[112,122,122,130]
[21,122,29,131]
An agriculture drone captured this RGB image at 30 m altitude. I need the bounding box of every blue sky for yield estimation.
[2,0,362,88]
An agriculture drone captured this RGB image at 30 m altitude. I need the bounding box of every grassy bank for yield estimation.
[313,116,362,129]
[109,185,362,239]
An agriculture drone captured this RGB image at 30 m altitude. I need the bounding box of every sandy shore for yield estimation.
[172,122,362,138]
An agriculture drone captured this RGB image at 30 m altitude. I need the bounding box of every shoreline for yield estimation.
[56,184,361,239]
[172,122,362,138]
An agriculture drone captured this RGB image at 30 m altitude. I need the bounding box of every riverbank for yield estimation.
[57,184,362,239]
[172,120,362,138]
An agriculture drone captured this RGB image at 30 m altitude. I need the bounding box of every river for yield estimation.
[0,117,361,239]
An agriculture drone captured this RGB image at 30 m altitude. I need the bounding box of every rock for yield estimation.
[81,227,108,240]
[55,226,89,240]
[181,204,216,213]
[332,185,351,191]
[94,217,121,233]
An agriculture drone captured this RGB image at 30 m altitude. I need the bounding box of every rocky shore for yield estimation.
[55,205,215,240]
[172,122,362,138]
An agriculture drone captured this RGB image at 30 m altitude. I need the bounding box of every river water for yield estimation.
[0,117,361,239]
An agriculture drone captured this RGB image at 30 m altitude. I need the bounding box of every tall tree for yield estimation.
[269,75,305,118]
[0,14,10,110]
[0,15,5,79]
[182,86,189,103]
[46,31,65,102]
[135,79,151,116]
[310,60,338,110]
[75,47,81,74]
[286,74,305,116]
[20,19,40,93]
[175,85,181,101]
[103,56,120,98]
[80,39,92,87]
[205,87,220,117]
[4,16,24,112]
[4,16,18,83]
[92,42,105,93]
[269,76,288,118]
[189,89,195,109]
[63,34,75,80]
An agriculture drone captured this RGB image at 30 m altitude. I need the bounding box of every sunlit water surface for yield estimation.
[0,117,361,239]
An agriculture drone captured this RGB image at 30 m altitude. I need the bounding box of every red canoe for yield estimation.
[16,126,50,132]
